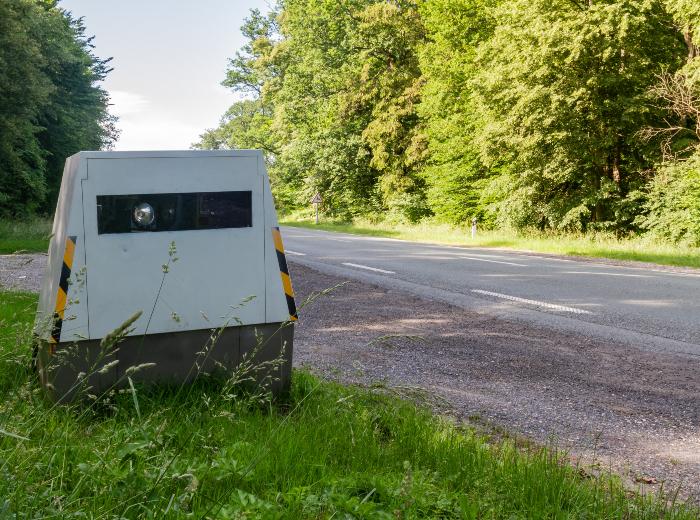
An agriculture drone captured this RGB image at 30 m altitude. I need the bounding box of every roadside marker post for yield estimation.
[311,192,322,224]
[471,217,477,239]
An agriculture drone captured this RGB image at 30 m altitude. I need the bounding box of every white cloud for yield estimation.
[115,116,204,151]
[108,90,149,117]
[108,90,204,150]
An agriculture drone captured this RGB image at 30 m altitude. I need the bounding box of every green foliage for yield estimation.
[0,218,52,254]
[198,0,428,221]
[35,11,117,211]
[472,0,685,231]
[203,0,700,245]
[351,2,429,221]
[0,0,51,215]
[1,292,698,516]
[641,153,700,245]
[666,0,700,32]
[0,0,116,217]
[417,0,496,225]
[263,0,379,218]
[196,99,274,153]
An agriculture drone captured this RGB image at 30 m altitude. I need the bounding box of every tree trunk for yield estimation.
[684,27,697,63]
[593,171,603,222]
[612,138,621,186]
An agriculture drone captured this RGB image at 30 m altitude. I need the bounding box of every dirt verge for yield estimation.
[0,253,45,293]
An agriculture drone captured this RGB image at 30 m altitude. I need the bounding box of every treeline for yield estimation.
[0,0,116,217]
[200,0,700,245]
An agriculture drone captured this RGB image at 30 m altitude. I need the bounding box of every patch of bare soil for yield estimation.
[291,263,700,504]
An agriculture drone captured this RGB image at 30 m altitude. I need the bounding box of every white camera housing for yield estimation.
[35,150,296,401]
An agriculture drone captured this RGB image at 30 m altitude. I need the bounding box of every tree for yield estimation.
[36,7,117,211]
[349,1,428,221]
[202,0,427,221]
[205,0,698,241]
[417,0,496,224]
[266,0,388,218]
[471,0,685,231]
[640,0,700,243]
[0,0,116,217]
[641,154,700,245]
[0,0,51,215]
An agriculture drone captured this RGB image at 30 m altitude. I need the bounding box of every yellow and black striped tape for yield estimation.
[50,235,77,346]
[271,226,298,321]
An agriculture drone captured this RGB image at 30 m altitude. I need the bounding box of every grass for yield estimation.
[281,218,700,269]
[1,290,698,517]
[0,218,52,254]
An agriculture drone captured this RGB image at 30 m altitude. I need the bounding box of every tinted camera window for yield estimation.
[97,191,252,234]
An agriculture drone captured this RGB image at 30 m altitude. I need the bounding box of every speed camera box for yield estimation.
[35,150,297,402]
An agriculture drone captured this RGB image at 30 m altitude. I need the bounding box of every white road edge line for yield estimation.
[471,289,593,315]
[342,262,396,275]
[562,270,652,278]
[458,255,527,267]
[285,250,306,256]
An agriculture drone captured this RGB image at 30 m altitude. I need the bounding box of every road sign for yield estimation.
[311,192,322,224]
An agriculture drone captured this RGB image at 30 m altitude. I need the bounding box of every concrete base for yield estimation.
[36,322,293,403]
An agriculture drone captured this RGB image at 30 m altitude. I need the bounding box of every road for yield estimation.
[281,226,700,357]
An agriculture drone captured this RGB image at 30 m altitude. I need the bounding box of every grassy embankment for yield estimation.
[0,218,52,254]
[282,219,700,269]
[1,290,698,517]
[2,217,698,269]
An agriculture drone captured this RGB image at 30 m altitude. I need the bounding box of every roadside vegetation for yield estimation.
[282,218,700,269]
[199,0,700,250]
[0,0,116,219]
[0,290,697,517]
[0,218,52,254]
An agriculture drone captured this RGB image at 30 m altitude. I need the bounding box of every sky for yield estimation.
[59,0,271,150]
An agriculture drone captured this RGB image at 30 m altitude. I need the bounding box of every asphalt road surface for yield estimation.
[281,226,700,357]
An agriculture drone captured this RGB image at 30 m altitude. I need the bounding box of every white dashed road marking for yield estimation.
[285,250,306,256]
[471,289,593,315]
[342,262,396,275]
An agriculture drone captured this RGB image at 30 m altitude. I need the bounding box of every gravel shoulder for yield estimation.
[290,262,700,503]
[0,253,45,293]
[4,253,698,503]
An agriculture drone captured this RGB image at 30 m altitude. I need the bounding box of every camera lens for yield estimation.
[133,202,155,227]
